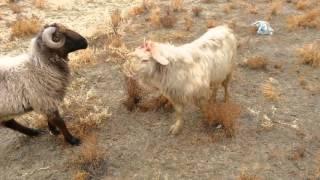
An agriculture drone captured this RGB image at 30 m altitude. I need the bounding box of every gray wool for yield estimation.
[0,38,70,121]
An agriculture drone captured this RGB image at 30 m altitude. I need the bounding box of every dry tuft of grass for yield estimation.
[202,102,241,138]
[123,77,143,111]
[129,6,145,16]
[287,9,320,30]
[247,4,258,14]
[33,0,45,9]
[171,0,184,12]
[69,48,96,69]
[138,95,173,112]
[297,41,320,67]
[184,16,193,31]
[270,1,283,16]
[288,144,306,160]
[261,78,281,101]
[192,6,202,17]
[111,9,122,35]
[207,19,217,29]
[238,171,260,180]
[150,7,161,28]
[223,3,235,14]
[9,3,22,14]
[295,0,311,10]
[10,16,41,39]
[160,9,176,28]
[243,56,268,70]
[72,171,90,180]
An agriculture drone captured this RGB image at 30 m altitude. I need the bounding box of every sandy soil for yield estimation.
[0,0,320,179]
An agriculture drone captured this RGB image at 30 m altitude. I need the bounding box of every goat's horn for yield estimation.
[42,27,65,49]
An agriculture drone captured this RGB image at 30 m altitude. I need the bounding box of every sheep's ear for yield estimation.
[148,42,170,65]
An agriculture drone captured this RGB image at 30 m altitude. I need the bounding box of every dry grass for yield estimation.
[72,171,90,180]
[150,7,161,28]
[223,3,235,14]
[270,1,283,16]
[160,9,176,28]
[33,0,45,9]
[184,16,193,31]
[288,144,306,160]
[287,9,320,30]
[111,9,122,35]
[297,41,320,67]
[9,3,22,13]
[122,77,143,111]
[202,102,241,138]
[243,56,268,70]
[207,19,217,29]
[10,16,42,39]
[171,0,184,12]
[129,6,145,16]
[138,95,173,112]
[295,0,311,10]
[238,171,260,180]
[247,4,258,14]
[192,6,202,17]
[261,78,281,101]
[69,48,96,69]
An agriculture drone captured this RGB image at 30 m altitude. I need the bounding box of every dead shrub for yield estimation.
[9,3,22,13]
[160,9,176,28]
[129,6,145,16]
[72,171,90,180]
[297,41,320,67]
[287,9,320,30]
[138,95,173,112]
[223,3,235,14]
[295,0,311,10]
[261,78,281,101]
[207,19,217,29]
[288,144,306,160]
[238,171,260,180]
[122,77,143,111]
[111,9,122,35]
[33,0,45,9]
[171,0,184,12]
[243,56,268,70]
[150,7,161,28]
[184,16,193,31]
[10,16,42,39]
[192,6,202,17]
[69,48,96,69]
[202,102,241,138]
[247,4,258,14]
[270,1,283,15]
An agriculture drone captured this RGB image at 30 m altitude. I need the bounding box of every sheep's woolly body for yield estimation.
[140,26,237,105]
[0,39,70,121]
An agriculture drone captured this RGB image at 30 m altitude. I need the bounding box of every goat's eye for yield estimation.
[142,59,149,63]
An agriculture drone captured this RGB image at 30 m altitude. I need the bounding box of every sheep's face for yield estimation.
[40,23,88,58]
[123,41,169,78]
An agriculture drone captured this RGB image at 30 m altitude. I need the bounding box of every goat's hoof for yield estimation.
[49,127,60,136]
[169,124,182,135]
[66,137,81,146]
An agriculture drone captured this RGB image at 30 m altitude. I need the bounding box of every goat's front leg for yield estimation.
[169,103,184,135]
[46,111,80,145]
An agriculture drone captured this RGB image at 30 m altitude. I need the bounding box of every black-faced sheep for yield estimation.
[123,25,237,135]
[0,23,88,145]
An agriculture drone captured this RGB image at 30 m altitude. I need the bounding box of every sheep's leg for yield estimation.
[222,74,231,102]
[169,104,184,135]
[48,121,60,135]
[1,119,41,137]
[47,111,80,145]
[210,86,218,103]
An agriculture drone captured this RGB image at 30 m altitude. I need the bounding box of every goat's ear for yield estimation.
[149,42,170,65]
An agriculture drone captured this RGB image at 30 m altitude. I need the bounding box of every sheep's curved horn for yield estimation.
[42,27,65,49]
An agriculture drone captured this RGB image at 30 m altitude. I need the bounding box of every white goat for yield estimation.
[123,25,237,135]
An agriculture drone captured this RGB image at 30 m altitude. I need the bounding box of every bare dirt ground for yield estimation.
[0,0,320,179]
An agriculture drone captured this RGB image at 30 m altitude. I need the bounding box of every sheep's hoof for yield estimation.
[169,123,182,135]
[49,127,60,136]
[66,137,81,146]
